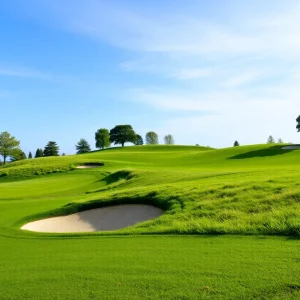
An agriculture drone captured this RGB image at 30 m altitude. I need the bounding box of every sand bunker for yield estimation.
[21,204,163,233]
[281,145,300,150]
[76,163,103,169]
[76,165,99,169]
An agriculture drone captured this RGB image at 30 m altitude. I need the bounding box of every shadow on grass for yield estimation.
[229,146,296,160]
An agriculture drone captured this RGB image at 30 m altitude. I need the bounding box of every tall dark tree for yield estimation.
[95,128,110,149]
[10,149,27,162]
[145,131,159,145]
[28,151,33,159]
[164,134,175,145]
[297,115,300,132]
[134,134,144,145]
[267,135,275,144]
[0,131,20,165]
[35,148,43,158]
[278,138,283,144]
[234,141,240,147]
[43,141,59,156]
[76,138,91,154]
[110,125,136,147]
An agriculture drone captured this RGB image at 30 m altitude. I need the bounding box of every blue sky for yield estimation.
[1,0,300,155]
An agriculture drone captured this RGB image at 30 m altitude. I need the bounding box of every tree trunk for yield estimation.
[3,155,6,165]
[122,142,124,147]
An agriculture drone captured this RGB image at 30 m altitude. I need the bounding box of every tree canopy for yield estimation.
[134,134,144,145]
[267,135,275,144]
[297,115,300,132]
[145,131,159,145]
[95,128,110,149]
[76,138,91,154]
[164,134,175,145]
[110,125,136,147]
[28,151,33,159]
[43,141,60,156]
[10,149,27,162]
[0,131,20,165]
[35,148,44,158]
[234,141,240,147]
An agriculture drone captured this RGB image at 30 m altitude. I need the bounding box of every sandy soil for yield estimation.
[21,204,163,233]
[281,145,300,150]
[76,165,101,169]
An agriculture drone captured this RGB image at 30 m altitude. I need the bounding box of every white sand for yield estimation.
[76,165,101,169]
[281,145,300,150]
[21,204,163,233]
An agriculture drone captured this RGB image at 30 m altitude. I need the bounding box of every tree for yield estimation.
[134,134,144,145]
[10,149,27,162]
[267,135,275,144]
[35,148,43,158]
[145,131,159,145]
[43,141,59,156]
[234,141,240,147]
[278,138,283,143]
[164,134,175,145]
[297,115,300,132]
[0,131,20,165]
[28,151,33,159]
[95,128,110,149]
[110,125,136,147]
[76,138,91,154]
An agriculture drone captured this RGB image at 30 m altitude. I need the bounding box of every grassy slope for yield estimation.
[0,144,300,299]
[1,144,299,236]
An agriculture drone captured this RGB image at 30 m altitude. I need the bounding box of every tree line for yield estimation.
[233,136,284,147]
[0,125,175,164]
[1,116,300,164]
[76,125,175,154]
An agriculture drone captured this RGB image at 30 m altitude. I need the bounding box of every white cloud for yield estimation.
[9,0,300,146]
[0,66,53,80]
[221,70,265,89]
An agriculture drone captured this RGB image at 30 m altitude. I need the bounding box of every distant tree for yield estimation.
[43,141,59,156]
[297,115,300,132]
[62,153,66,156]
[195,144,199,146]
[10,149,27,162]
[28,151,33,159]
[35,148,44,158]
[39,148,43,157]
[0,131,20,165]
[278,138,283,144]
[145,131,159,145]
[267,135,275,144]
[95,128,110,149]
[234,141,240,147]
[134,134,144,145]
[164,134,175,145]
[110,125,136,147]
[76,138,91,154]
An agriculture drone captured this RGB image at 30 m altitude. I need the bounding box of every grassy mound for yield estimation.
[1,144,299,236]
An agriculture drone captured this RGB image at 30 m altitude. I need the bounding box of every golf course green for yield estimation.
[1,144,299,299]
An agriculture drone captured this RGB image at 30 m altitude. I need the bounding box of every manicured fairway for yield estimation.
[0,236,299,300]
[0,144,299,299]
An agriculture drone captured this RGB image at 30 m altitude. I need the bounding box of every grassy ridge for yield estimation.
[1,144,300,236]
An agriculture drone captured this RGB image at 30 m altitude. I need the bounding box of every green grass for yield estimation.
[0,236,299,299]
[0,144,299,299]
